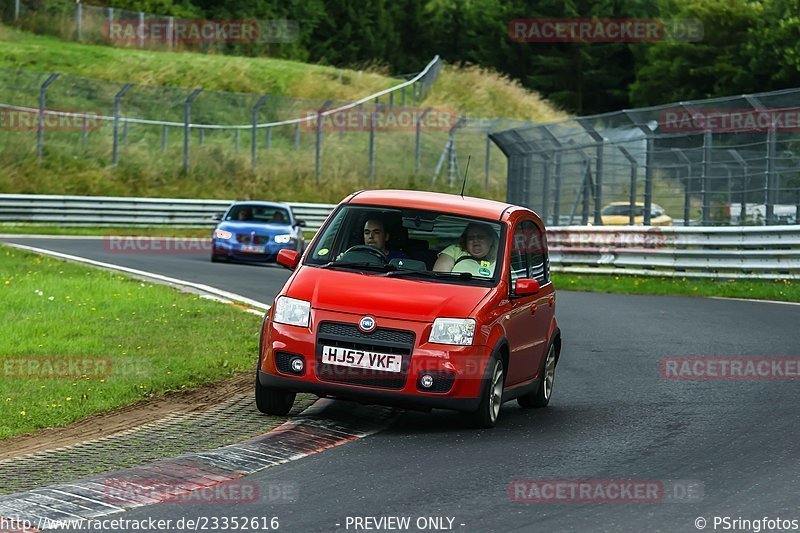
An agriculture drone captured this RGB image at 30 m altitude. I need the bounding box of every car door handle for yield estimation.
[530,303,537,315]
[548,296,554,307]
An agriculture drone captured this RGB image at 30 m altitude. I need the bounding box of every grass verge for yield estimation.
[0,244,263,440]
[552,272,800,302]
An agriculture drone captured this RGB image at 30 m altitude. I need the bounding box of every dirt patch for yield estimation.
[0,373,254,461]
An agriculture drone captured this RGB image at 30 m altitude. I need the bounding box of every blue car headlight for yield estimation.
[214,229,232,240]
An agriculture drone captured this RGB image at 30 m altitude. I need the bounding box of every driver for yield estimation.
[363,218,407,260]
[433,222,498,277]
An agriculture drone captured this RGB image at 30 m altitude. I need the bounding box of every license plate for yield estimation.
[321,346,402,373]
[240,244,265,253]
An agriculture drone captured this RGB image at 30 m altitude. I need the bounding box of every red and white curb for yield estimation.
[0,400,398,532]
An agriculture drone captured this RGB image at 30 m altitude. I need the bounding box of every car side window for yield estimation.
[509,222,530,291]
[526,221,548,284]
[510,220,548,290]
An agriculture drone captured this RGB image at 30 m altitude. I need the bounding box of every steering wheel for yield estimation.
[453,255,480,268]
[340,245,388,263]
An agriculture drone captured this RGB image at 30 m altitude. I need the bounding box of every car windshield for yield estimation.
[305,206,503,285]
[226,204,290,223]
[602,204,644,217]
[602,204,665,217]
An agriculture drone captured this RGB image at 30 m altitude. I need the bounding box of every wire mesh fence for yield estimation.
[5,0,299,54]
[0,2,531,201]
[1,56,517,186]
[491,90,800,226]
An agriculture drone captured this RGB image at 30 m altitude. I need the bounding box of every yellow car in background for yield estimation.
[600,202,673,226]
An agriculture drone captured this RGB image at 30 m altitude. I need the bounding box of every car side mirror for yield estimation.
[212,213,223,221]
[515,278,540,296]
[277,249,300,270]
[295,219,307,227]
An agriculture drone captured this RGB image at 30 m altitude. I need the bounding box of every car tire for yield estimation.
[211,254,224,263]
[518,341,557,409]
[255,374,296,416]
[466,356,504,429]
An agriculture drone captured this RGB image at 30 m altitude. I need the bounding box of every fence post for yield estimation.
[15,0,20,21]
[168,16,174,50]
[315,100,333,184]
[540,126,563,225]
[183,88,203,173]
[161,125,167,153]
[765,127,777,225]
[672,148,692,226]
[234,129,240,151]
[107,8,114,37]
[484,118,503,192]
[619,147,639,225]
[81,116,88,146]
[138,11,145,48]
[35,73,59,161]
[577,119,605,224]
[401,87,406,108]
[796,190,800,225]
[198,128,204,145]
[294,122,300,149]
[541,155,551,224]
[369,103,379,183]
[112,82,133,165]
[76,2,82,41]
[251,94,269,170]
[415,107,431,173]
[702,130,712,225]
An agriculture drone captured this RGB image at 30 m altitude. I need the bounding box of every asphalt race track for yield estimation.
[3,236,799,533]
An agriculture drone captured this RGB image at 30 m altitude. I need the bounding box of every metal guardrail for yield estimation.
[549,226,800,279]
[0,194,336,231]
[2,194,799,279]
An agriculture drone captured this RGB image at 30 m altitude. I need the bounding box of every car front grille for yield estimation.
[236,234,269,245]
[315,321,415,390]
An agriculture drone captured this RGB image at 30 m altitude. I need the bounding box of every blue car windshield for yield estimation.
[226,205,289,223]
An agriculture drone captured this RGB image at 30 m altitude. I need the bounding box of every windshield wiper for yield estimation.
[318,261,397,272]
[386,269,473,280]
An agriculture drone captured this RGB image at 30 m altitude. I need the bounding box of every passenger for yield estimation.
[237,207,254,221]
[363,218,407,260]
[433,222,498,277]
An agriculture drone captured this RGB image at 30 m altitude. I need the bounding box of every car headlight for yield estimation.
[274,234,293,244]
[214,229,232,240]
[273,296,310,327]
[429,318,475,346]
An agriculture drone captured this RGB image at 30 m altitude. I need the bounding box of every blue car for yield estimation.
[211,202,306,263]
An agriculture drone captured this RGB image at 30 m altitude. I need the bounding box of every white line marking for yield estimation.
[709,296,800,307]
[0,234,109,239]
[2,242,270,312]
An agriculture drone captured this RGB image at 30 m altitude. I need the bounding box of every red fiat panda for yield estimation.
[255,190,561,428]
